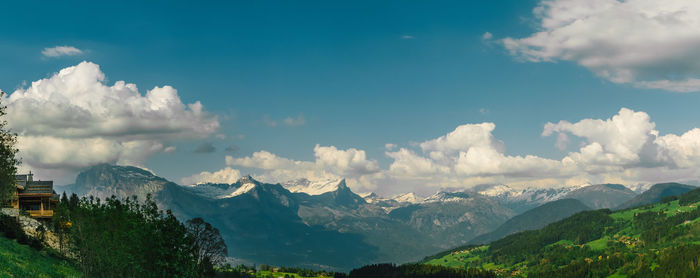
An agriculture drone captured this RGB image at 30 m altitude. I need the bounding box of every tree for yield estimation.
[0,91,19,207]
[70,195,200,277]
[186,217,228,272]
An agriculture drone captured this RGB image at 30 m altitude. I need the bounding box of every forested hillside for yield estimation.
[425,187,700,277]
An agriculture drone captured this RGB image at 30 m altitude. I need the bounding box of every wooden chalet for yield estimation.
[10,172,58,219]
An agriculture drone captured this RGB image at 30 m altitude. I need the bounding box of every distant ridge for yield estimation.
[616,182,696,210]
[563,184,637,209]
[468,198,590,245]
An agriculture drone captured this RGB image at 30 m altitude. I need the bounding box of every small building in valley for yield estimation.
[10,172,58,219]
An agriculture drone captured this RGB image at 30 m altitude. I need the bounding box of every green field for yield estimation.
[425,192,700,277]
[0,234,80,278]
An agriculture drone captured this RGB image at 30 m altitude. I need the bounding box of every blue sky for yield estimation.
[3,0,700,194]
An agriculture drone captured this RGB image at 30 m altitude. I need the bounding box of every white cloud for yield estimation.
[419,122,504,160]
[224,145,381,191]
[481,32,493,40]
[502,0,700,92]
[386,148,450,177]
[180,167,242,185]
[314,144,380,176]
[226,150,309,170]
[385,143,397,151]
[42,46,83,57]
[196,108,700,195]
[283,114,306,127]
[543,108,657,165]
[262,115,278,127]
[4,61,219,182]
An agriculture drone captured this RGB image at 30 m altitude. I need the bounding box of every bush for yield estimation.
[0,213,42,250]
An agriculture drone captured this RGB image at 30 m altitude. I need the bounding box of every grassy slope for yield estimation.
[0,234,80,277]
[425,197,700,277]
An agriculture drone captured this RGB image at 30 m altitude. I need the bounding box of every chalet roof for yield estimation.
[15,173,54,194]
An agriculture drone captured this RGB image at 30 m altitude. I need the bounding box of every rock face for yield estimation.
[0,208,64,255]
[60,164,168,202]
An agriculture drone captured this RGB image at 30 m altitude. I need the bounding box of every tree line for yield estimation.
[51,193,227,277]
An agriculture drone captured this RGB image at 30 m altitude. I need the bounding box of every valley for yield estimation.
[54,164,696,272]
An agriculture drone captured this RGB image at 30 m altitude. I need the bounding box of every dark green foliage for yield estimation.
[0,213,43,250]
[469,199,591,245]
[277,266,341,277]
[617,183,695,209]
[349,264,495,278]
[660,195,678,203]
[0,91,19,206]
[488,209,612,264]
[68,194,202,277]
[651,245,700,277]
[187,217,228,275]
[530,252,627,278]
[426,191,700,277]
[679,187,700,206]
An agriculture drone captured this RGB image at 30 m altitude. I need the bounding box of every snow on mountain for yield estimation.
[184,175,259,199]
[282,178,345,195]
[423,191,472,203]
[360,192,383,203]
[474,184,588,213]
[221,182,257,198]
[392,192,422,203]
[626,183,654,194]
[478,184,585,202]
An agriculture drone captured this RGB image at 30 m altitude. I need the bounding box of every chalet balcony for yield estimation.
[27,210,54,218]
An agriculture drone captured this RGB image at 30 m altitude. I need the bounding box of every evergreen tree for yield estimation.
[0,91,19,207]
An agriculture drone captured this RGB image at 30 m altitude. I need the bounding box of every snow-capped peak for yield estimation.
[220,182,257,198]
[237,175,256,185]
[478,185,517,197]
[282,178,345,196]
[359,192,377,199]
[392,192,422,204]
[424,191,471,203]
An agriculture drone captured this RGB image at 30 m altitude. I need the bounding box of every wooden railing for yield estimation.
[27,210,53,218]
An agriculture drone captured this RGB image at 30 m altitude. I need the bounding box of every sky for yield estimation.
[2,0,700,196]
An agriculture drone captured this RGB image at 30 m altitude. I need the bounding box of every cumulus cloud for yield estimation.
[386,148,450,177]
[502,0,700,92]
[313,145,380,176]
[196,108,700,194]
[42,46,83,57]
[3,61,219,182]
[384,108,700,189]
[181,167,242,185]
[224,145,381,190]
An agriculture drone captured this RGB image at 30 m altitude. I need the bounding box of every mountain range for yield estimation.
[55,164,696,271]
